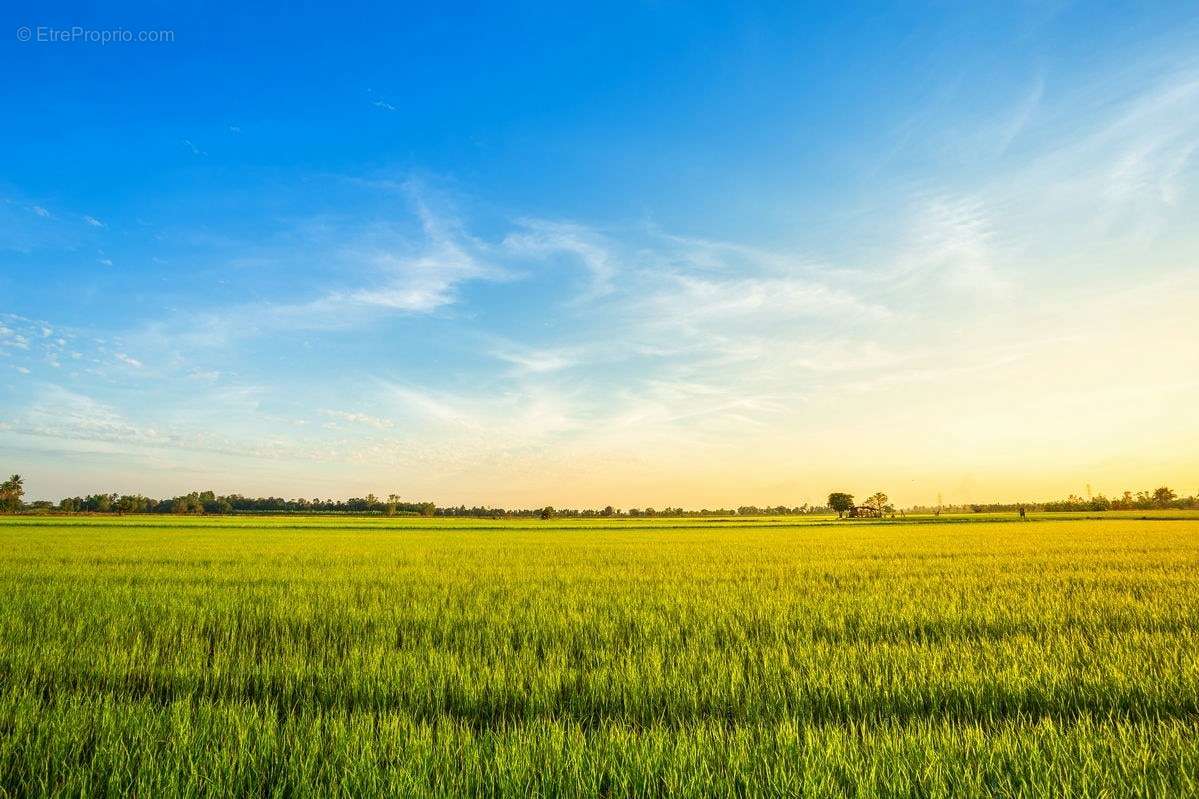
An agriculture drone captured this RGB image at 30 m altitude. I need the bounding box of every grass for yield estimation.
[1,514,1197,796]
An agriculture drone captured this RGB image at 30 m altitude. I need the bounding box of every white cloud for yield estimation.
[386,385,484,431]
[0,329,29,350]
[321,409,395,429]
[504,220,617,299]
[648,274,891,323]
[83,215,105,228]
[490,345,577,374]
[339,249,476,311]
[980,67,1199,246]
[329,182,510,313]
[115,353,143,368]
[887,197,1008,294]
[118,182,514,353]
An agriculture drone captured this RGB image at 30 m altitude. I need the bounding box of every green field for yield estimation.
[1,514,1197,797]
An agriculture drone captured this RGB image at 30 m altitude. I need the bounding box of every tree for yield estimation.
[827,492,854,519]
[0,474,24,512]
[1153,486,1177,508]
[867,492,889,516]
[540,506,555,520]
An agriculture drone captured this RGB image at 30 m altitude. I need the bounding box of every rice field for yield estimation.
[1,513,1197,797]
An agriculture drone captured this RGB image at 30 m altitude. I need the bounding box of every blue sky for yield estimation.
[2,2,1198,506]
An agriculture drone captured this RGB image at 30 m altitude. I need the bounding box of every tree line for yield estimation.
[2,477,837,517]
[48,491,439,516]
[1,473,1195,517]
[907,487,1196,514]
[29,492,832,518]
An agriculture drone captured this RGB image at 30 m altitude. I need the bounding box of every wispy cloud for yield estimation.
[981,66,1199,246]
[489,344,577,374]
[996,71,1045,155]
[82,215,105,228]
[321,409,395,429]
[504,220,618,299]
[887,196,1007,294]
[329,181,510,313]
[647,274,891,324]
[121,181,515,354]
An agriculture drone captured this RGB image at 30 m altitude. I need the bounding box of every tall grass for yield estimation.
[1,516,1196,796]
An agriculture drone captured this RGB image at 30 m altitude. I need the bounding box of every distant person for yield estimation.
[1019,506,1026,520]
